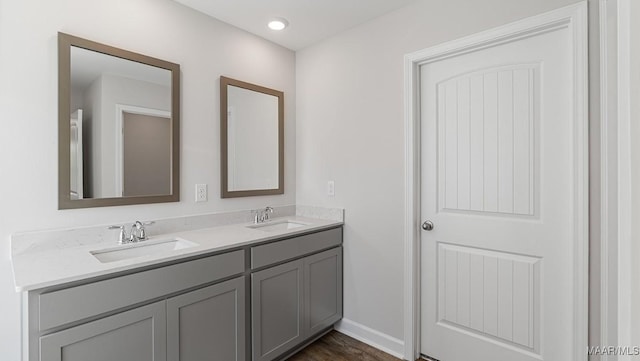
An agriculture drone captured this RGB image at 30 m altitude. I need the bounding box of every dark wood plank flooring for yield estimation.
[288,330,401,361]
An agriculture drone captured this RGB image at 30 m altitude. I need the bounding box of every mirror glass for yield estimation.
[59,33,180,209]
[221,77,284,198]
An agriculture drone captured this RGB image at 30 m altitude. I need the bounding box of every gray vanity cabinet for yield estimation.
[26,227,343,361]
[39,301,167,361]
[251,259,305,361]
[304,247,343,336]
[167,276,245,361]
[30,250,245,361]
[251,228,343,361]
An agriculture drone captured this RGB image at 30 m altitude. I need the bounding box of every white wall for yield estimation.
[296,0,583,347]
[0,0,295,359]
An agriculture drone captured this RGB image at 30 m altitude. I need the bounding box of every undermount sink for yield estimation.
[90,238,198,263]
[247,220,308,232]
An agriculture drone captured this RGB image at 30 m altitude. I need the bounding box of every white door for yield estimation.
[419,9,586,361]
[70,109,83,200]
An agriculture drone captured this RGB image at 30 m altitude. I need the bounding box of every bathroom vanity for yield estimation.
[40,32,341,361]
[13,217,343,361]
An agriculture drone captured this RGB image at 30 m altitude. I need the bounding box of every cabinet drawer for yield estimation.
[251,228,342,269]
[39,250,244,331]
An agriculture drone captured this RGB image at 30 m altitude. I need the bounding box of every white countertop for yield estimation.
[11,216,342,292]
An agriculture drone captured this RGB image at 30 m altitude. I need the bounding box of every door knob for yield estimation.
[422,220,434,231]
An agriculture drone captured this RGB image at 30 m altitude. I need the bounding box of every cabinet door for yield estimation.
[39,301,166,361]
[304,247,343,337]
[167,277,246,361]
[251,260,304,361]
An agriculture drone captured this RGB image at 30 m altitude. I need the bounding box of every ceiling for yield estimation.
[172,0,417,50]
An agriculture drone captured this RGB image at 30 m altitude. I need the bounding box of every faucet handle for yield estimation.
[141,221,155,240]
[134,221,155,241]
[252,208,274,224]
[108,225,127,244]
[252,210,261,224]
[264,206,274,221]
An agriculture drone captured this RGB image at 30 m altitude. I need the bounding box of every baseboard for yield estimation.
[334,318,405,359]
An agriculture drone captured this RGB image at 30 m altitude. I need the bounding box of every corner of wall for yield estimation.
[335,318,405,359]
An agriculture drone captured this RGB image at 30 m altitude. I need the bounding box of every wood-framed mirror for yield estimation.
[58,32,180,209]
[220,76,284,198]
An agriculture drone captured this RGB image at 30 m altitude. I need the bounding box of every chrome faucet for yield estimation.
[108,225,128,244]
[108,221,155,244]
[132,220,153,242]
[253,206,274,224]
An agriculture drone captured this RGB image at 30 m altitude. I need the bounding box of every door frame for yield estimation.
[70,109,83,200]
[402,3,589,360]
[599,0,634,357]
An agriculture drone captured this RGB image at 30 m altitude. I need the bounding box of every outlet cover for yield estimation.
[327,180,335,197]
[195,184,208,202]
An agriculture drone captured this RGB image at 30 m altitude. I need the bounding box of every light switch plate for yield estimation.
[195,184,208,202]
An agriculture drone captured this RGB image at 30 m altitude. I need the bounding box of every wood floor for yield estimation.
[288,330,401,361]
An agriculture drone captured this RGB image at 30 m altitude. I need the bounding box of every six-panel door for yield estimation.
[39,301,166,361]
[167,276,245,361]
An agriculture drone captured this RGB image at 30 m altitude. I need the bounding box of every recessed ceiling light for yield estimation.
[268,18,289,31]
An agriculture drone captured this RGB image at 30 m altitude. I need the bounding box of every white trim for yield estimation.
[403,41,421,361]
[334,319,404,359]
[69,109,83,200]
[599,0,615,357]
[615,0,632,353]
[570,3,590,360]
[114,104,171,196]
[599,0,634,358]
[402,3,589,360]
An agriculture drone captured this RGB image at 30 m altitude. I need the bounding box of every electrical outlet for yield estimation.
[327,180,335,197]
[195,184,208,202]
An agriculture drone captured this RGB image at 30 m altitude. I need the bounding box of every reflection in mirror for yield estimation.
[220,77,284,198]
[227,85,278,190]
[59,33,180,209]
[71,46,171,199]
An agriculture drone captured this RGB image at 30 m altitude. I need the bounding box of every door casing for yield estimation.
[402,3,589,360]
